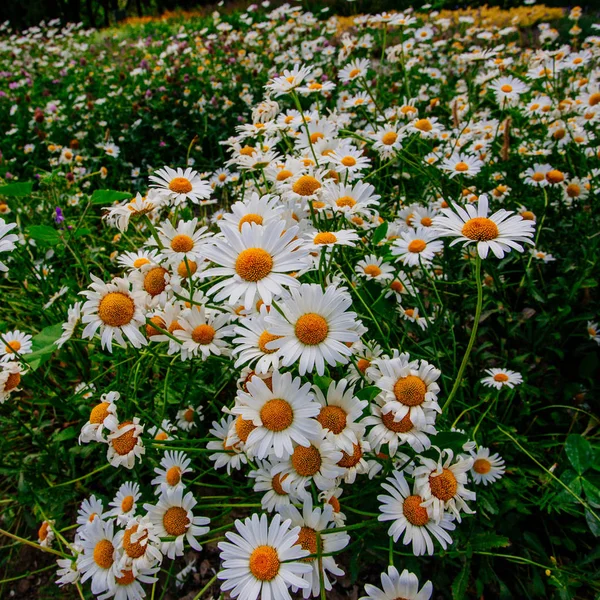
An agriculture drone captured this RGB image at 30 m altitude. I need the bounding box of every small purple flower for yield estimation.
[159,141,166,147]
[5,172,13,180]
[55,207,64,224]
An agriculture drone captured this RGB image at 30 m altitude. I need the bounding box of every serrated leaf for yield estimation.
[0,181,33,196]
[372,221,388,245]
[27,225,60,245]
[91,189,132,205]
[565,434,593,474]
[470,532,511,551]
[356,386,380,401]
[452,560,470,600]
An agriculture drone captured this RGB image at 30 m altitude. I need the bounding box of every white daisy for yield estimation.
[77,517,119,595]
[0,218,18,271]
[77,495,106,528]
[0,330,32,363]
[149,166,212,206]
[174,305,232,361]
[249,459,300,513]
[156,217,211,266]
[220,192,284,231]
[114,516,162,576]
[440,153,483,178]
[207,415,248,474]
[391,228,443,267]
[106,418,145,469]
[144,485,210,559]
[360,566,433,600]
[481,368,523,389]
[469,447,506,486]
[355,254,395,281]
[79,391,119,443]
[107,482,141,526]
[56,301,82,348]
[150,450,193,494]
[0,361,25,404]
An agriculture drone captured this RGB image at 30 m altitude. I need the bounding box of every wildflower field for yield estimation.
[1,2,600,599]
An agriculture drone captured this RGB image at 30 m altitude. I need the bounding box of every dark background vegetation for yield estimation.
[0,0,579,30]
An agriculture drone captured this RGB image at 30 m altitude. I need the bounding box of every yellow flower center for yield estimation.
[111,421,138,456]
[314,232,337,245]
[235,248,273,281]
[461,217,499,241]
[116,570,135,586]
[249,545,280,581]
[163,506,189,536]
[240,145,255,156]
[414,119,432,132]
[239,214,264,231]
[168,177,193,194]
[408,239,427,253]
[588,92,600,106]
[166,466,182,486]
[393,375,427,406]
[338,443,363,468]
[121,495,134,513]
[258,331,281,354]
[98,292,135,327]
[390,281,405,293]
[260,398,293,431]
[341,156,357,167]
[292,175,321,197]
[90,402,110,424]
[531,172,545,182]
[146,316,166,338]
[93,539,115,569]
[295,313,329,345]
[178,260,198,277]
[170,234,194,253]
[403,495,429,526]
[38,522,50,541]
[143,266,169,297]
[235,415,256,442]
[4,371,21,392]
[493,373,509,382]
[357,358,370,373]
[473,458,491,474]
[277,169,293,181]
[292,444,322,476]
[317,405,347,435]
[364,264,382,277]
[500,84,513,93]
[382,410,413,433]
[310,132,324,144]
[192,324,216,345]
[271,473,288,495]
[348,68,360,78]
[566,183,581,198]
[336,196,356,208]
[296,526,318,562]
[421,217,433,227]
[429,468,458,501]
[123,524,148,558]
[455,161,469,172]
[381,132,398,145]
[546,169,564,184]
[133,257,150,268]
[521,211,535,220]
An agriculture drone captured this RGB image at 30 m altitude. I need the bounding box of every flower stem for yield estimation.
[442,255,482,413]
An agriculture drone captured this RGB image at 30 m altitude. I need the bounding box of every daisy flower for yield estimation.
[150,450,193,494]
[481,368,523,389]
[391,228,443,267]
[217,513,311,600]
[104,191,161,233]
[319,487,347,526]
[588,321,600,345]
[530,248,556,263]
[38,520,55,548]
[377,470,455,556]
[80,275,147,352]
[156,217,210,266]
[313,378,368,454]
[266,64,313,96]
[249,459,300,512]
[271,434,345,496]
[77,495,106,528]
[0,330,32,363]
[398,306,429,330]
[433,194,535,259]
[176,405,203,431]
[106,418,145,469]
[56,301,82,348]
[488,75,529,104]
[522,164,552,187]
[280,497,350,598]
[469,447,506,486]
[329,146,371,177]
[369,355,441,429]
[149,166,212,206]
[220,192,283,231]
[114,516,162,576]
[265,283,360,376]
[305,228,360,251]
[0,218,18,271]
[371,126,404,157]
[232,306,284,372]
[363,395,437,455]
[203,220,308,310]
[79,391,119,443]
[413,449,476,523]
[99,565,159,600]
[359,566,433,600]
[231,369,321,459]
[322,181,380,216]
[144,485,210,559]
[0,361,25,404]
[117,248,163,272]
[207,415,248,474]
[355,254,395,282]
[77,517,119,595]
[337,437,381,484]
[174,305,232,361]
[440,153,483,178]
[339,58,370,82]
[107,482,141,526]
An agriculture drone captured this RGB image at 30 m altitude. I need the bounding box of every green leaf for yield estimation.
[26,225,60,245]
[582,479,600,508]
[469,532,511,551]
[91,189,132,205]
[565,434,593,474]
[356,386,380,401]
[452,559,470,600]
[313,375,331,393]
[0,181,33,196]
[585,509,600,537]
[372,221,388,245]
[431,431,469,453]
[53,426,79,442]
[26,323,63,370]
